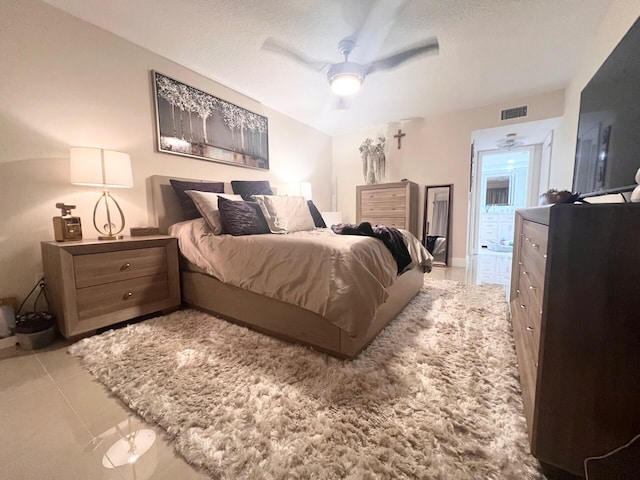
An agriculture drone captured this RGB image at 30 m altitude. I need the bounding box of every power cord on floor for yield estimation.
[583,432,640,479]
[16,276,47,317]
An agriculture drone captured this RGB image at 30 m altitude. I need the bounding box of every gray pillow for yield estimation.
[217,197,270,236]
[231,180,273,200]
[170,179,224,219]
[252,195,316,233]
[185,190,244,234]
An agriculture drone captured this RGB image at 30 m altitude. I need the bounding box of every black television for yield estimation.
[573,16,640,198]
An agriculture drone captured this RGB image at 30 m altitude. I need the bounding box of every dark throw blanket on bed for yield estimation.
[331,222,412,274]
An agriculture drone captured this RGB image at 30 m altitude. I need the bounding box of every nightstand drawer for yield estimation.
[76,273,169,320]
[75,247,167,288]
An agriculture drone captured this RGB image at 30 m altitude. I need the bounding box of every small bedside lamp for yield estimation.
[70,147,133,240]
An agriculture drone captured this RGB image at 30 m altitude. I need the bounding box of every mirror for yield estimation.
[423,184,452,266]
[485,175,513,206]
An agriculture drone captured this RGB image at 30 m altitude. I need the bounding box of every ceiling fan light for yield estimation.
[330,74,362,96]
[496,133,525,151]
[327,62,365,96]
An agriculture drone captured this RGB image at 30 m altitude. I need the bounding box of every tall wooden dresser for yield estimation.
[356,181,419,238]
[510,203,640,477]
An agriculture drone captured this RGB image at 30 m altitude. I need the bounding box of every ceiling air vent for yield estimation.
[500,105,528,121]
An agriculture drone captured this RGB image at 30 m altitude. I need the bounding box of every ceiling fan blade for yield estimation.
[262,38,331,72]
[350,0,408,63]
[366,37,439,74]
[334,96,352,110]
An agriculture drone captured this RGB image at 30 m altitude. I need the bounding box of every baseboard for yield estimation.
[451,257,466,268]
[0,335,17,350]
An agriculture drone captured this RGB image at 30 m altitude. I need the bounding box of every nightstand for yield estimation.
[41,236,181,338]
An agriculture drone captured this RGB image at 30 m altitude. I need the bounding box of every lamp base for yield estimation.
[98,234,124,241]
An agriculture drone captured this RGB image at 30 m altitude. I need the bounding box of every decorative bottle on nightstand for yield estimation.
[52,203,82,242]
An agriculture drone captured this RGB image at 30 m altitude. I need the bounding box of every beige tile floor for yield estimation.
[0,259,498,480]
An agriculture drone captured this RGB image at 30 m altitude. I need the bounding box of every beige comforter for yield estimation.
[169,219,432,337]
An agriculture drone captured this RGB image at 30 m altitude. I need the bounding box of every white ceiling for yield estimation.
[43,0,613,136]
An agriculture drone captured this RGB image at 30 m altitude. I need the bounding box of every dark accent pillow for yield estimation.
[170,179,225,220]
[218,197,270,236]
[231,180,273,200]
[307,200,326,228]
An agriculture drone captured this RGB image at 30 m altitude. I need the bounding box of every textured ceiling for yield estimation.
[43,0,613,136]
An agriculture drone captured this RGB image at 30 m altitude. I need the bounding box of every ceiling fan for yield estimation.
[262,29,439,97]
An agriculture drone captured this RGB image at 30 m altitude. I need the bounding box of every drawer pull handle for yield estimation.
[516,289,521,294]
[526,326,534,332]
[520,304,526,309]
[543,254,547,259]
[531,243,540,248]
[525,236,531,242]
[123,292,133,300]
[522,270,528,276]
[528,285,536,291]
[518,261,522,266]
[120,263,131,271]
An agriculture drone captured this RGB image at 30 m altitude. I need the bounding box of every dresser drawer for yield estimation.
[74,247,168,288]
[76,273,170,320]
[522,220,548,259]
[511,299,538,439]
[519,248,545,296]
[362,203,405,217]
[359,217,406,229]
[360,187,406,203]
[514,273,542,361]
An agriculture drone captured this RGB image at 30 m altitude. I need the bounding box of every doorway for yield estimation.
[467,146,539,288]
[472,147,536,254]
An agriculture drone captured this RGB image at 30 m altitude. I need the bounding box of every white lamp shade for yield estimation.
[283,181,312,201]
[300,182,312,201]
[330,74,362,96]
[70,147,133,188]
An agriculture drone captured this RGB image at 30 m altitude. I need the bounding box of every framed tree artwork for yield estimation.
[152,71,269,170]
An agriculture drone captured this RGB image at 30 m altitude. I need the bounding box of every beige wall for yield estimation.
[1,0,635,304]
[551,0,640,189]
[0,0,331,302]
[332,90,565,264]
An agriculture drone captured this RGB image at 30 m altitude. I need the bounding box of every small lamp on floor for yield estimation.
[70,147,133,240]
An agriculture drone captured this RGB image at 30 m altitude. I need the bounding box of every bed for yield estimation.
[148,175,431,358]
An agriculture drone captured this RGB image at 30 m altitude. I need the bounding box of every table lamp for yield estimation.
[70,147,133,240]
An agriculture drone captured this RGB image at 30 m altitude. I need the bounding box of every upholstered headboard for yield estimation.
[148,175,223,234]
[147,175,277,234]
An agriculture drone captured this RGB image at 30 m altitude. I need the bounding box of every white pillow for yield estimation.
[253,195,315,233]
[185,190,243,234]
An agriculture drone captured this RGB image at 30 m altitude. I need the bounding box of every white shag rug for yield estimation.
[69,278,543,480]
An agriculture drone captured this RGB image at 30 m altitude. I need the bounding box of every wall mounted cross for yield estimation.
[393,129,406,149]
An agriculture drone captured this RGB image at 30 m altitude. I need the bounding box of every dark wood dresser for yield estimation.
[356,181,419,237]
[510,203,640,477]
